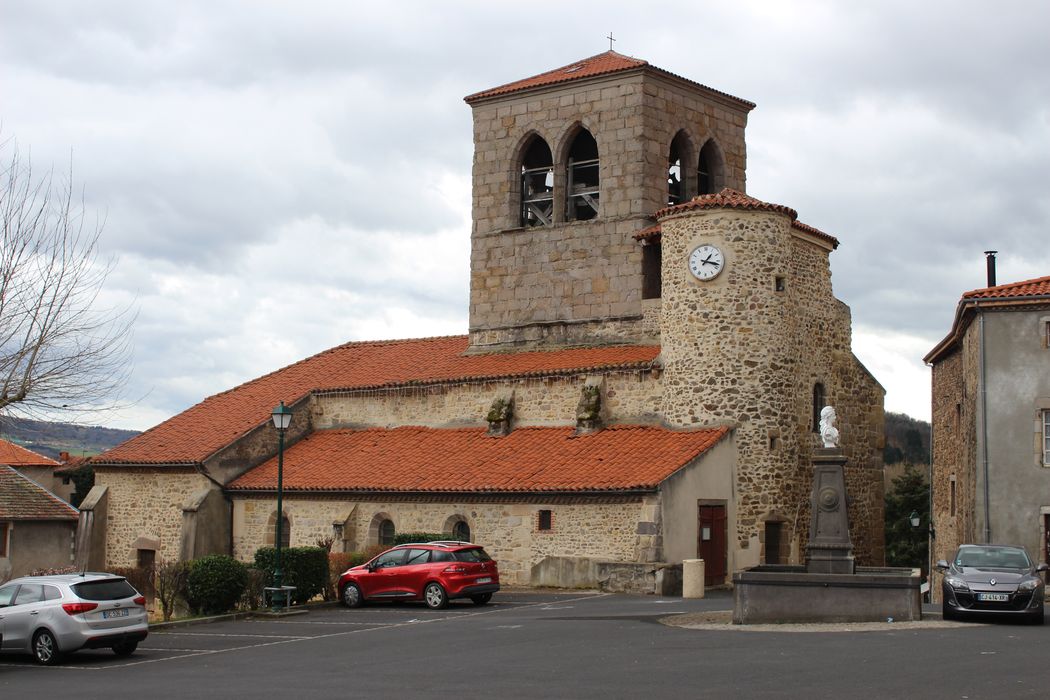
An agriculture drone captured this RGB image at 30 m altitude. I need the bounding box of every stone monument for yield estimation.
[732,406,922,623]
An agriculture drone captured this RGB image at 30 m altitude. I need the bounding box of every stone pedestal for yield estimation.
[806,448,854,575]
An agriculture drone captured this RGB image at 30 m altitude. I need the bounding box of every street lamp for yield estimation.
[270,401,292,611]
[909,510,921,528]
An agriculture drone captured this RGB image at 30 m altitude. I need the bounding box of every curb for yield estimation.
[150,600,341,630]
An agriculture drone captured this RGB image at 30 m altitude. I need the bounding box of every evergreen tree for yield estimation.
[884,465,930,575]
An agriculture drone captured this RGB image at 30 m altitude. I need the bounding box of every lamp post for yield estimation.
[909,510,921,528]
[271,401,292,611]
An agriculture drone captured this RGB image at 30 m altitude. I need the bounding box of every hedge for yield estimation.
[185,555,248,615]
[254,546,328,605]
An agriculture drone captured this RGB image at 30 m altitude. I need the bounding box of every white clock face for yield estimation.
[688,244,725,281]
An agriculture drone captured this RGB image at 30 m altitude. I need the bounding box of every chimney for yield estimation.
[983,250,997,287]
[59,451,70,463]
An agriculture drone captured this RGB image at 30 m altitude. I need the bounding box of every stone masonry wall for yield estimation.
[232,495,643,586]
[468,70,749,349]
[313,370,663,430]
[930,327,980,600]
[95,467,213,568]
[657,207,885,566]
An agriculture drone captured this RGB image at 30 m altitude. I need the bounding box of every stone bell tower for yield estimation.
[463,51,755,352]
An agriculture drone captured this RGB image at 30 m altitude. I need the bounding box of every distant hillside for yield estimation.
[0,416,139,461]
[884,412,930,466]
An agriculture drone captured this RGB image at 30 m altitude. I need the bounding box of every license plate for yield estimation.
[103,608,130,619]
[977,593,1009,602]
[476,577,492,584]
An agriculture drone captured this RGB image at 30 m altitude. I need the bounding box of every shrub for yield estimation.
[155,560,190,622]
[185,555,248,616]
[392,532,448,545]
[240,567,270,610]
[110,565,155,599]
[254,546,328,605]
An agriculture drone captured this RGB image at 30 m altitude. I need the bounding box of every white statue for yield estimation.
[819,405,839,448]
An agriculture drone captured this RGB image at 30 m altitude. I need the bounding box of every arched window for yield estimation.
[667,132,690,205]
[520,136,554,227]
[698,139,725,195]
[378,519,395,546]
[266,511,291,548]
[812,383,825,433]
[566,129,599,221]
[452,520,471,542]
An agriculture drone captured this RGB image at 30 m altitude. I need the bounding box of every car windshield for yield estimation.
[454,548,492,563]
[72,579,138,601]
[955,547,1031,569]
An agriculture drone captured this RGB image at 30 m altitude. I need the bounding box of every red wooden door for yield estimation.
[698,504,727,586]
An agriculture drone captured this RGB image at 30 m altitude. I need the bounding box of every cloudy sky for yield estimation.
[2,1,1047,430]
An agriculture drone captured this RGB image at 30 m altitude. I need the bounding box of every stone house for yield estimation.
[85,51,885,589]
[925,271,1050,595]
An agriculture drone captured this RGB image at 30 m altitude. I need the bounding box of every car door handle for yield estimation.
[30,611,39,615]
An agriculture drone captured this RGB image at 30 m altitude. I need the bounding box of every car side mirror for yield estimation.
[935,560,949,570]
[1036,563,1049,573]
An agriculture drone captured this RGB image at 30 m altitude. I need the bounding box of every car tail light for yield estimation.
[62,602,99,615]
[133,596,147,606]
[443,565,468,573]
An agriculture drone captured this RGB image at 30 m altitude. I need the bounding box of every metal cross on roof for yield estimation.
[607,32,615,51]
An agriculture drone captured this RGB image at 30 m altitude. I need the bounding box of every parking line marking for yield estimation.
[1,593,610,672]
[155,632,311,639]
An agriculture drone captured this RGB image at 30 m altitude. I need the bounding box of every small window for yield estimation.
[1042,410,1050,467]
[43,585,62,601]
[0,522,8,557]
[812,383,826,433]
[774,276,786,293]
[950,476,957,517]
[431,550,454,563]
[454,548,493,563]
[566,129,599,221]
[0,584,15,606]
[538,510,553,531]
[769,435,779,451]
[379,519,395,546]
[452,520,471,542]
[642,243,662,300]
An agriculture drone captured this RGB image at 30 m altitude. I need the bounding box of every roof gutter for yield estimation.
[925,293,1050,365]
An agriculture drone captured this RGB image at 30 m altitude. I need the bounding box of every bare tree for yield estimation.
[0,142,133,416]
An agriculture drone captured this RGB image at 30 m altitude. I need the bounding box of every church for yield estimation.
[84,51,885,590]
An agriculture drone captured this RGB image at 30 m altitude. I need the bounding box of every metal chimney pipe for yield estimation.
[983,250,997,287]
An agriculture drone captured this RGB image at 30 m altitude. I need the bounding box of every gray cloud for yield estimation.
[2,1,1047,427]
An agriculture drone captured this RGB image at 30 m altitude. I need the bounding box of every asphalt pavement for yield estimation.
[1,590,1045,699]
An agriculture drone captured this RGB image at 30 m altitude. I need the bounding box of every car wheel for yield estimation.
[941,600,956,621]
[112,641,138,657]
[33,630,62,666]
[470,593,492,606]
[341,582,363,608]
[424,582,448,610]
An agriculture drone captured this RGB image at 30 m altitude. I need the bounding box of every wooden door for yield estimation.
[698,504,727,586]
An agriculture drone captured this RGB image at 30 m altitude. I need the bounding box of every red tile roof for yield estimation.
[925,275,1050,363]
[0,465,78,520]
[464,51,754,109]
[228,425,729,493]
[95,336,661,466]
[0,439,60,468]
[656,188,798,220]
[962,275,1050,299]
[633,218,839,249]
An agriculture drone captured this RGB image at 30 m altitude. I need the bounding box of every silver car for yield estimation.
[0,572,149,664]
[938,544,1047,624]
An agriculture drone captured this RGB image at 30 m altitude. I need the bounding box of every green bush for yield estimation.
[254,546,329,605]
[392,532,448,545]
[185,555,248,615]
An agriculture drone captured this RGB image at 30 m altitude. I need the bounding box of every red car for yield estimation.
[338,541,500,609]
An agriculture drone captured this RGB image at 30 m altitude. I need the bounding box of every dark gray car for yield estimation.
[938,544,1047,624]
